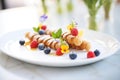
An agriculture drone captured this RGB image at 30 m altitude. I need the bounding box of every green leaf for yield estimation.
[51,28,62,39]
[96,0,105,12]
[56,28,62,38]
[33,27,37,32]
[37,27,39,32]
[52,32,57,38]
[99,0,104,5]
[33,27,39,32]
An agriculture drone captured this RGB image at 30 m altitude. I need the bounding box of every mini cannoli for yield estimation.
[25,32,90,51]
[25,32,61,50]
[45,29,90,51]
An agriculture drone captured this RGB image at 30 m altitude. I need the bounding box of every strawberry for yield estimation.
[71,28,78,36]
[30,40,38,48]
[41,25,47,30]
[56,48,63,56]
[87,51,95,58]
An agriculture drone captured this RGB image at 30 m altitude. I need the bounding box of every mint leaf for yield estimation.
[52,32,57,38]
[36,27,39,32]
[51,28,62,39]
[33,27,37,32]
[33,27,39,32]
[56,28,62,38]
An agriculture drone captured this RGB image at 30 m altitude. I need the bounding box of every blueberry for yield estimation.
[94,49,100,56]
[44,47,51,54]
[38,43,45,50]
[39,30,45,35]
[19,40,25,45]
[69,53,77,60]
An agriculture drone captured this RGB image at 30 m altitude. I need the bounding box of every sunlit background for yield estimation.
[0,1,119,25]
[0,0,120,39]
[0,0,120,37]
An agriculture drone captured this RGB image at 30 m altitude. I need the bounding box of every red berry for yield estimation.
[56,48,63,56]
[41,25,47,30]
[87,51,95,58]
[71,28,78,36]
[30,40,38,48]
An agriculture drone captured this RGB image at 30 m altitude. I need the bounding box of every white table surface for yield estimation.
[0,2,120,80]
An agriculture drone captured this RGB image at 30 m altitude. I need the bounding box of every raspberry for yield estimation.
[71,28,78,36]
[87,51,95,58]
[41,25,47,30]
[56,48,63,56]
[30,40,38,48]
